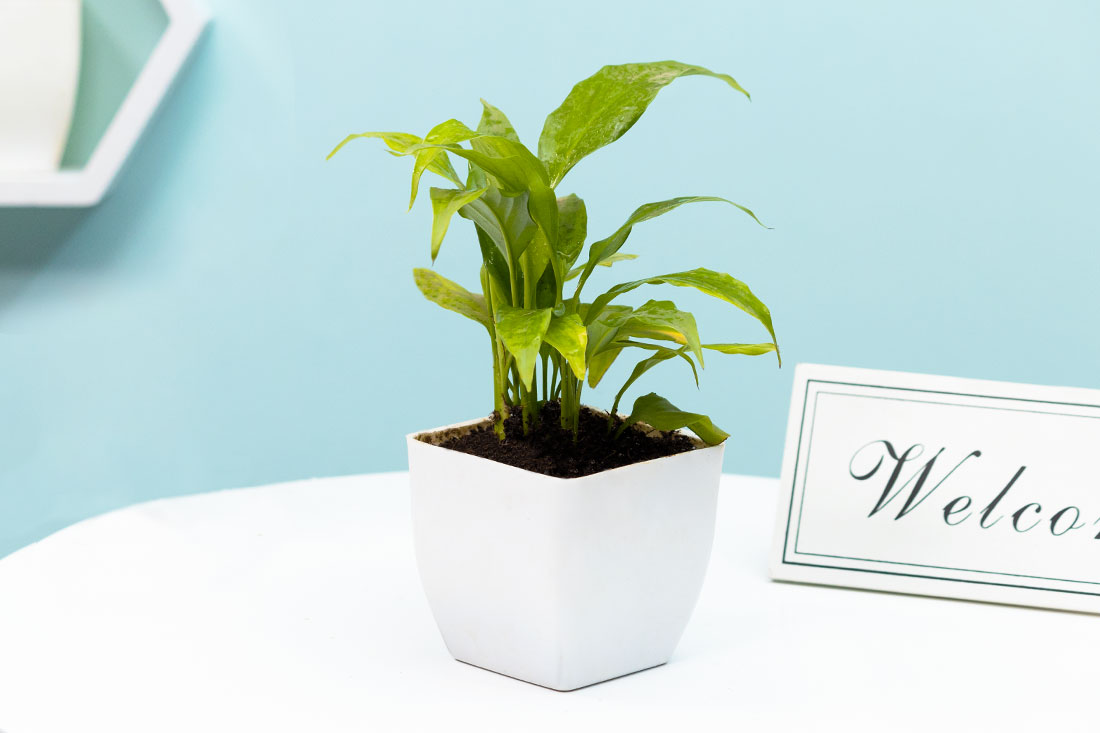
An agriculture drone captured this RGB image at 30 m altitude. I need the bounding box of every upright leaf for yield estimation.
[477,99,520,142]
[585,268,779,364]
[539,61,749,185]
[429,187,487,261]
[617,392,729,445]
[459,187,538,265]
[556,194,588,270]
[574,196,763,298]
[413,268,490,329]
[495,305,553,389]
[542,314,587,379]
[583,305,634,388]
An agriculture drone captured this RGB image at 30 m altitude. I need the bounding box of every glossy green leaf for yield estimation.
[566,253,636,281]
[543,313,587,379]
[585,268,779,364]
[413,268,490,329]
[574,196,763,298]
[404,135,558,248]
[583,305,634,388]
[617,392,729,446]
[409,119,479,209]
[539,61,749,186]
[703,342,777,356]
[615,339,700,386]
[326,130,463,206]
[610,346,695,418]
[556,194,588,270]
[429,187,487,261]
[495,305,553,389]
[477,99,520,142]
[610,299,704,366]
[459,187,538,264]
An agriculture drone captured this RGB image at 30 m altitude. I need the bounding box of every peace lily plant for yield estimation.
[331,60,780,691]
[330,61,779,445]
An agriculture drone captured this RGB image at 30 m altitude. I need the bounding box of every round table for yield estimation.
[0,473,1093,732]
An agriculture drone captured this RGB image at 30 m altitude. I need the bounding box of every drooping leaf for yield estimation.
[413,268,490,329]
[477,99,520,142]
[610,346,695,418]
[495,305,553,389]
[409,119,479,209]
[615,339,700,386]
[543,313,587,379]
[585,268,779,364]
[703,342,777,356]
[607,300,704,366]
[574,196,764,298]
[429,187,488,261]
[325,129,463,206]
[538,61,749,186]
[566,253,637,281]
[617,392,729,446]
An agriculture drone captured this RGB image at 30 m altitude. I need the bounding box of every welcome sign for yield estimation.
[770,364,1100,614]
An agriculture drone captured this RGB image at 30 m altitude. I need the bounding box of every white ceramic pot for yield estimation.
[0,0,82,173]
[408,417,723,691]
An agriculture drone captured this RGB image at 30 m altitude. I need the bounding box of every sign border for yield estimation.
[769,364,1100,614]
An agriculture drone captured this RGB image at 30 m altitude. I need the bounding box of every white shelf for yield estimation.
[0,0,210,207]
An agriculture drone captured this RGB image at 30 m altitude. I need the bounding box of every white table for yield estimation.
[0,473,1094,732]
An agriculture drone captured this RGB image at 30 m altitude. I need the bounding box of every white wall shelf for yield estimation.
[0,0,210,208]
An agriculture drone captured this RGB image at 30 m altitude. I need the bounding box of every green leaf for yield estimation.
[585,267,779,364]
[617,392,729,446]
[610,346,695,418]
[495,304,553,389]
[566,253,636,281]
[403,135,558,249]
[574,196,763,298]
[583,305,634,388]
[538,60,749,186]
[413,268,490,329]
[477,99,520,142]
[610,299,704,367]
[429,187,488,262]
[703,342,777,356]
[615,340,700,386]
[410,119,478,209]
[543,313,588,379]
[459,187,538,264]
[325,129,463,207]
[556,194,588,270]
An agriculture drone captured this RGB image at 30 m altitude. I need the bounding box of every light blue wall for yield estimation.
[2,0,1098,558]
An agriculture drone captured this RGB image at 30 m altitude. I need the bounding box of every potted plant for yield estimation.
[330,60,780,691]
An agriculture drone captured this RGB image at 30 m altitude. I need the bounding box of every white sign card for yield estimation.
[770,364,1100,614]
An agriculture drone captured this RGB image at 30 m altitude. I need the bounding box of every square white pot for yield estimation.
[407,417,723,691]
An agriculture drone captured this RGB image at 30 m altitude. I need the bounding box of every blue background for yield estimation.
[2,0,1098,558]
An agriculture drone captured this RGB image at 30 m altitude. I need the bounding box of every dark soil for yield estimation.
[432,401,697,478]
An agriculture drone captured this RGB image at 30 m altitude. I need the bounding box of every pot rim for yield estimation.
[407,412,723,482]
